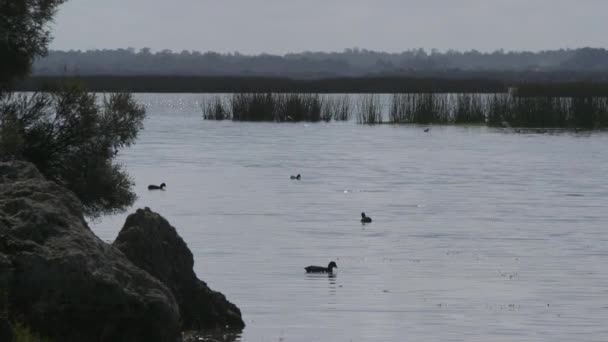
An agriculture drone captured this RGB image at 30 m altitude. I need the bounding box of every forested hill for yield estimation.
[33,47,608,80]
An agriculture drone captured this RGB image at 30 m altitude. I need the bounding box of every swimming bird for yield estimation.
[290,174,301,180]
[305,261,337,273]
[361,212,372,223]
[148,182,166,190]
[424,128,430,132]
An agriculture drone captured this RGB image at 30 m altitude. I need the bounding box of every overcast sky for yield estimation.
[50,0,607,54]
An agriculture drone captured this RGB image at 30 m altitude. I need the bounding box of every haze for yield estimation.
[50,0,608,54]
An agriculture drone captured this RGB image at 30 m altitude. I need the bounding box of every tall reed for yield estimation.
[486,95,608,128]
[201,96,231,120]
[202,93,351,122]
[389,93,450,123]
[202,92,608,128]
[357,94,383,124]
[453,93,485,123]
[322,95,351,122]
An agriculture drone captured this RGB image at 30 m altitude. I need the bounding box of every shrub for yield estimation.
[0,82,146,217]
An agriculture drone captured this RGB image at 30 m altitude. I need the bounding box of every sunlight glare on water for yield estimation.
[93,94,608,342]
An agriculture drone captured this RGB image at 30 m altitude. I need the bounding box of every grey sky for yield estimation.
[50,0,607,54]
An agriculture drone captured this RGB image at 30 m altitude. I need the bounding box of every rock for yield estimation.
[0,161,181,342]
[113,208,245,331]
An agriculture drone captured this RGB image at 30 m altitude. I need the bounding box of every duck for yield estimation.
[290,174,301,180]
[305,261,337,273]
[424,128,430,132]
[361,212,372,223]
[148,182,166,190]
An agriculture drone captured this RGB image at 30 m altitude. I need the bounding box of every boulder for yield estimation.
[0,161,181,342]
[113,208,245,331]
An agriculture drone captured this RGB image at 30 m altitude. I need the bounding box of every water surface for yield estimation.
[95,94,608,342]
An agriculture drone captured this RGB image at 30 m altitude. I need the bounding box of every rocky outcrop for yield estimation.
[0,161,181,342]
[114,208,245,331]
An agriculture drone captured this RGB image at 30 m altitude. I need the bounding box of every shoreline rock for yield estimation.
[0,161,244,341]
[114,207,245,331]
[0,161,181,341]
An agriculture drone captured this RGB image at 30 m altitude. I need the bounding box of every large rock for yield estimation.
[113,208,245,331]
[0,161,181,342]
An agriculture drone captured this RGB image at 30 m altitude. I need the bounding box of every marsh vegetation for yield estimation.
[384,93,608,128]
[201,91,608,128]
[202,93,351,122]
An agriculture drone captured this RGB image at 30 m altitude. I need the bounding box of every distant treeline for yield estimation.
[32,47,608,78]
[16,76,507,94]
[16,76,608,97]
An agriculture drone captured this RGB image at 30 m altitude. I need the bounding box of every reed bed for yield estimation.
[201,93,351,122]
[322,95,351,122]
[486,95,608,128]
[202,92,608,127]
[356,95,383,124]
[201,96,231,120]
[387,93,608,128]
[389,93,450,124]
[453,93,485,123]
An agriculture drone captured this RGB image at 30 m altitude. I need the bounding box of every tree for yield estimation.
[1,0,147,217]
[0,0,66,88]
[1,82,146,217]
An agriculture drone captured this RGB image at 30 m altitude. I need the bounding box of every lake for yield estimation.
[94,94,608,342]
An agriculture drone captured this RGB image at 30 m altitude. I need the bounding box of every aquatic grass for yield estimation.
[453,93,485,124]
[389,93,451,124]
[201,96,231,120]
[387,92,608,128]
[277,93,323,122]
[202,91,608,127]
[356,94,383,124]
[321,95,351,122]
[202,93,351,122]
[230,93,276,121]
[486,95,608,128]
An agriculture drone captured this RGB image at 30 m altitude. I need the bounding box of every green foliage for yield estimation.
[0,0,66,87]
[0,82,146,217]
[13,323,53,342]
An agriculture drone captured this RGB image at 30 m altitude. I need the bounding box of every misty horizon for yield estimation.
[50,0,608,54]
[45,46,608,56]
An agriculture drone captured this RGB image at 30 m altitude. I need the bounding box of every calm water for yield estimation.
[94,94,608,342]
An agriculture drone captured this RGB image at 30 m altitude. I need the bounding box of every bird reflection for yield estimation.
[305,272,338,295]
